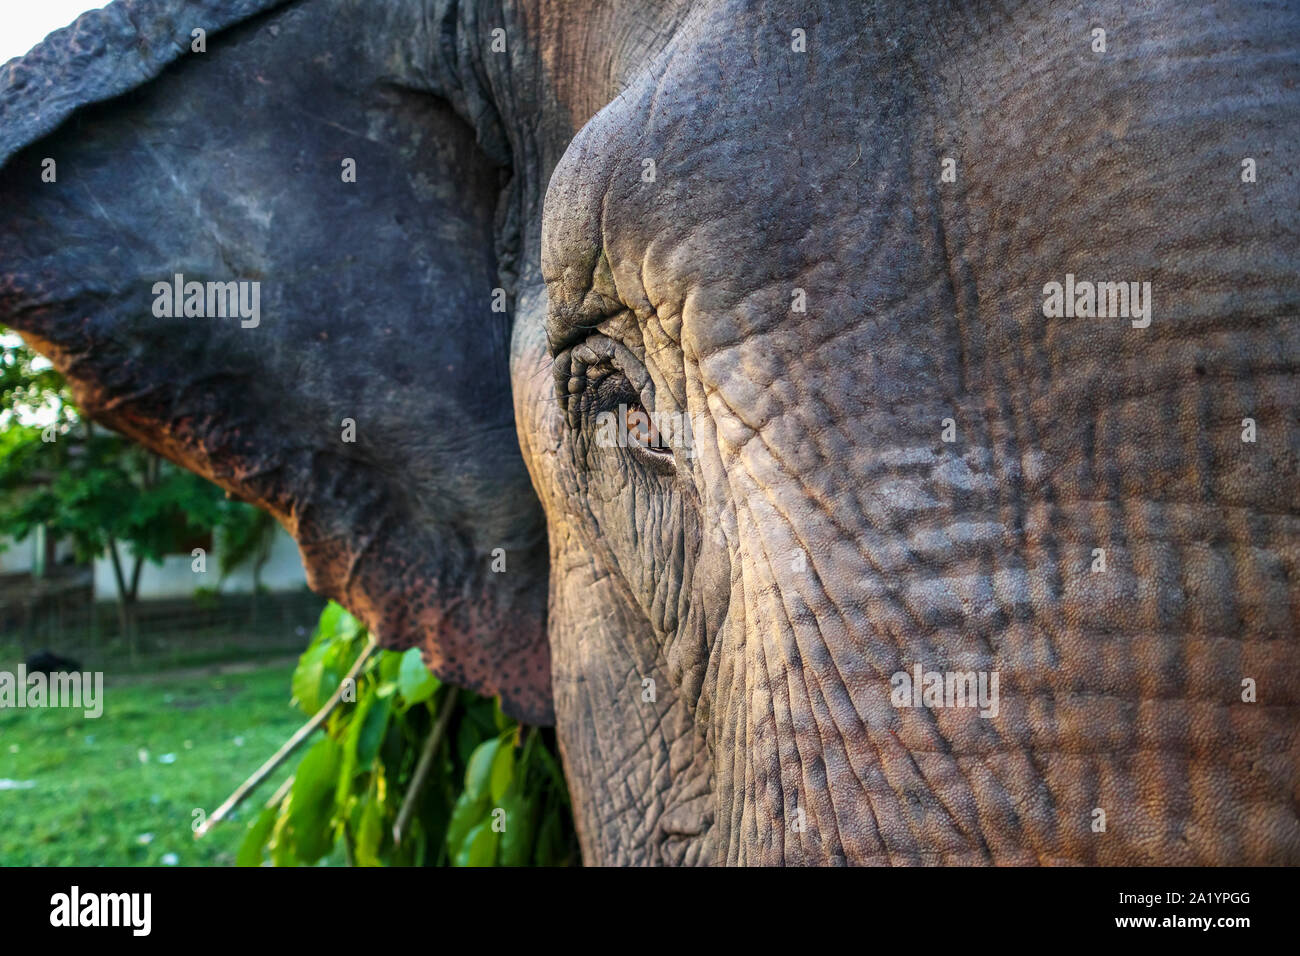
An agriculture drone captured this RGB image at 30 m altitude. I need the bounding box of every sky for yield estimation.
[1,1,111,65]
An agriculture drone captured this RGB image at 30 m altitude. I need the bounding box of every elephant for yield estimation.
[1,0,1297,866]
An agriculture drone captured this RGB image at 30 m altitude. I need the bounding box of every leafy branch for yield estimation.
[227,602,577,866]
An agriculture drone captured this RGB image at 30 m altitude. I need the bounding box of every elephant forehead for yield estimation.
[542,0,949,368]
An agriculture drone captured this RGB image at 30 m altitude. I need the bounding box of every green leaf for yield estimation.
[285,736,342,863]
[291,603,371,716]
[378,651,402,684]
[492,699,512,733]
[445,789,489,858]
[317,601,364,643]
[350,692,391,771]
[464,737,501,802]
[268,808,294,868]
[290,640,332,716]
[397,647,439,705]
[489,738,515,803]
[353,798,386,867]
[235,803,279,867]
[313,602,343,640]
[335,690,390,804]
[457,821,500,867]
[497,791,536,867]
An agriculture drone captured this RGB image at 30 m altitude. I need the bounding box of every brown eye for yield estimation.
[623,403,657,447]
[622,402,673,459]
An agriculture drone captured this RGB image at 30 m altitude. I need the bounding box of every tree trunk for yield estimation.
[127,550,144,657]
[106,539,140,662]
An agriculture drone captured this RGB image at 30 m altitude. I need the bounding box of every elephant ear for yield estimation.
[0,0,552,722]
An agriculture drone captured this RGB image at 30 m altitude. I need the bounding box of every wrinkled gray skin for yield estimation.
[1,0,1297,865]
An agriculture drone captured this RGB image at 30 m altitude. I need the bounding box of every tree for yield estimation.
[0,328,271,654]
[218,505,278,624]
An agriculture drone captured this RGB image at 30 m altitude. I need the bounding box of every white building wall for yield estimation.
[92,525,307,600]
[0,533,37,573]
[1,531,80,575]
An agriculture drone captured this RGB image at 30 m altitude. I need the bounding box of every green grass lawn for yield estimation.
[0,662,305,866]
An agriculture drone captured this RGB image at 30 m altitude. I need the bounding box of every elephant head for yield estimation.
[2,0,1297,865]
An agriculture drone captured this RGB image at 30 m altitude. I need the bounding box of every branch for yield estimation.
[127,550,144,603]
[392,686,459,847]
[105,538,127,600]
[264,772,294,810]
[194,640,377,839]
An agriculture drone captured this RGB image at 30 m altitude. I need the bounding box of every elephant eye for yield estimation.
[561,351,677,472]
[620,401,674,461]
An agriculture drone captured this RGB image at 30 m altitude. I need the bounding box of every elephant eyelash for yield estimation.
[584,361,636,412]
